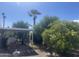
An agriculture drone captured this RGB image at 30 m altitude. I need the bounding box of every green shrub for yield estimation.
[42,21,79,56]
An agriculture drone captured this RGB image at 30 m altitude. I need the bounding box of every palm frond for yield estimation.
[31,9,41,15]
[28,12,32,17]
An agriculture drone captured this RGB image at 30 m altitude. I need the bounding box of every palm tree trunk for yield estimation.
[33,16,37,25]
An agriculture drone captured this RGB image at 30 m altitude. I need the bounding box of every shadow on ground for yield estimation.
[0,45,38,57]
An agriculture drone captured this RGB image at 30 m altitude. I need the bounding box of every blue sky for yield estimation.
[0,2,79,27]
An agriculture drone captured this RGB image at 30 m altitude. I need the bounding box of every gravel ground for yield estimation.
[0,44,49,57]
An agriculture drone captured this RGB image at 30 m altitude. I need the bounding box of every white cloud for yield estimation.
[73,20,79,23]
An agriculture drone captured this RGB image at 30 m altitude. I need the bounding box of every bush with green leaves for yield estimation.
[33,16,59,44]
[42,21,79,56]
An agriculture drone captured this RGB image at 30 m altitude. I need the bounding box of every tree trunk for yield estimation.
[33,16,37,25]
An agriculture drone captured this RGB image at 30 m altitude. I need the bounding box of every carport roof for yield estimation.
[0,28,33,31]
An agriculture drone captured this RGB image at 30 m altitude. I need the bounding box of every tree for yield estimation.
[28,9,41,25]
[12,21,28,28]
[64,21,79,31]
[42,21,79,56]
[2,12,6,28]
[12,21,29,45]
[33,16,59,44]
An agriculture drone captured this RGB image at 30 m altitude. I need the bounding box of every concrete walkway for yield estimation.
[29,45,49,57]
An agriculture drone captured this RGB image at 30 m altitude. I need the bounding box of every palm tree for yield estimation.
[28,10,41,45]
[2,12,6,28]
[28,9,41,25]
